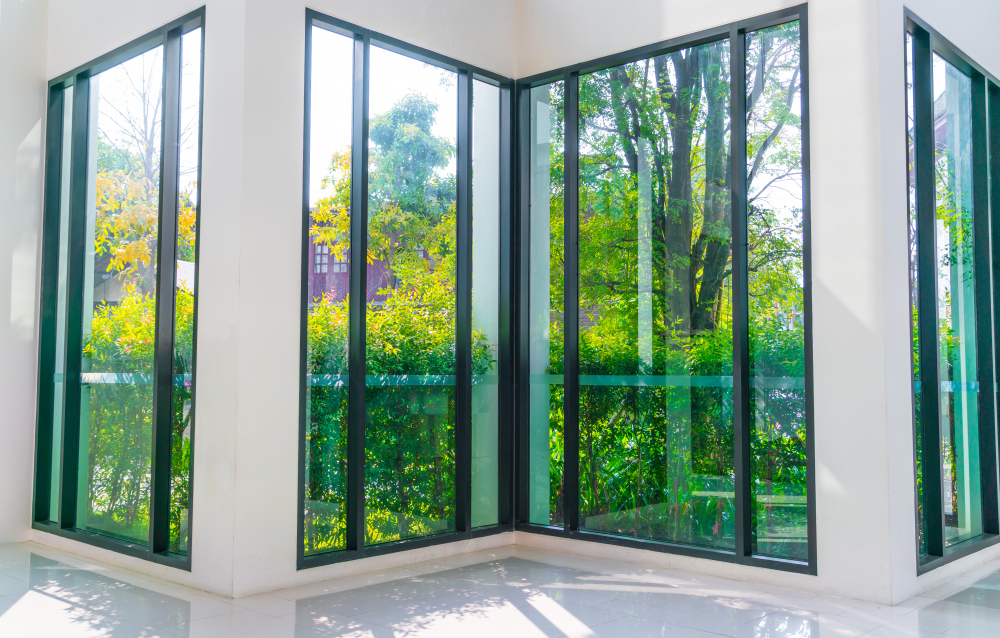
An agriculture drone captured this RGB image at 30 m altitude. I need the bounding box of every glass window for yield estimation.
[365,44,458,545]
[906,33,927,559]
[472,79,501,528]
[576,40,735,548]
[745,22,808,561]
[169,26,202,556]
[528,81,565,527]
[77,44,165,544]
[932,54,981,548]
[35,14,204,564]
[304,24,353,556]
[45,84,75,525]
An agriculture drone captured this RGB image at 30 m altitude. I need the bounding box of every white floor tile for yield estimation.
[589,615,720,638]
[961,564,1000,580]
[5,542,1000,638]
[592,598,698,624]
[232,593,299,617]
[737,612,880,637]
[175,609,300,638]
[919,577,977,599]
[675,604,774,636]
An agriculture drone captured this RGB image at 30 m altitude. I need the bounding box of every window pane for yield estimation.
[746,22,808,560]
[472,79,500,528]
[78,45,164,545]
[168,27,202,556]
[365,45,458,545]
[933,54,982,547]
[304,25,353,556]
[577,40,735,548]
[46,85,76,524]
[528,81,564,527]
[905,33,927,559]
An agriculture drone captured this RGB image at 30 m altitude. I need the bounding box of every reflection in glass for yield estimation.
[472,79,501,528]
[528,81,565,527]
[304,25,353,555]
[745,22,808,560]
[77,46,164,544]
[365,45,458,544]
[576,41,735,548]
[932,54,981,547]
[168,27,203,556]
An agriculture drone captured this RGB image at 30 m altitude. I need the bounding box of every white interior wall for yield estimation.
[0,0,47,545]
[13,0,1000,603]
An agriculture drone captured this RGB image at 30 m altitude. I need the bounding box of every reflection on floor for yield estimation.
[2,543,1000,637]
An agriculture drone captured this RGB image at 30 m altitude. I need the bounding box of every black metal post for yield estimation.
[912,25,945,559]
[730,24,752,560]
[347,32,371,552]
[456,69,473,534]
[564,72,580,533]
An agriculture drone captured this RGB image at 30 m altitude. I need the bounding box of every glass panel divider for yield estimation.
[151,25,183,556]
[564,71,580,534]
[456,66,473,534]
[346,31,370,555]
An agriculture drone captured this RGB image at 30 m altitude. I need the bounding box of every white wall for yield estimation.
[0,0,47,544]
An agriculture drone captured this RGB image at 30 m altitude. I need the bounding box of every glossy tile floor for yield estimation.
[3,544,1000,638]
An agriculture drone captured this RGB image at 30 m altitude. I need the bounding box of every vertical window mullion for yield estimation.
[971,73,998,536]
[730,24,752,561]
[515,85,531,527]
[35,86,66,523]
[456,69,473,534]
[297,20,312,567]
[564,72,580,534]
[498,81,514,528]
[59,73,92,531]
[912,26,945,559]
[151,27,183,555]
[799,7,817,572]
[347,32,370,554]
[991,82,1000,511]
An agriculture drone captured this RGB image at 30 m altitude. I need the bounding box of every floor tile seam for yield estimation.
[588,612,734,638]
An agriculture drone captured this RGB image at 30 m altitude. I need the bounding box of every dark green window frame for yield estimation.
[32,8,205,570]
[906,10,1000,575]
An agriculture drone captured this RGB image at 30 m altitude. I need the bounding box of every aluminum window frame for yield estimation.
[513,3,816,575]
[298,10,516,570]
[32,6,206,571]
[906,9,1000,575]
